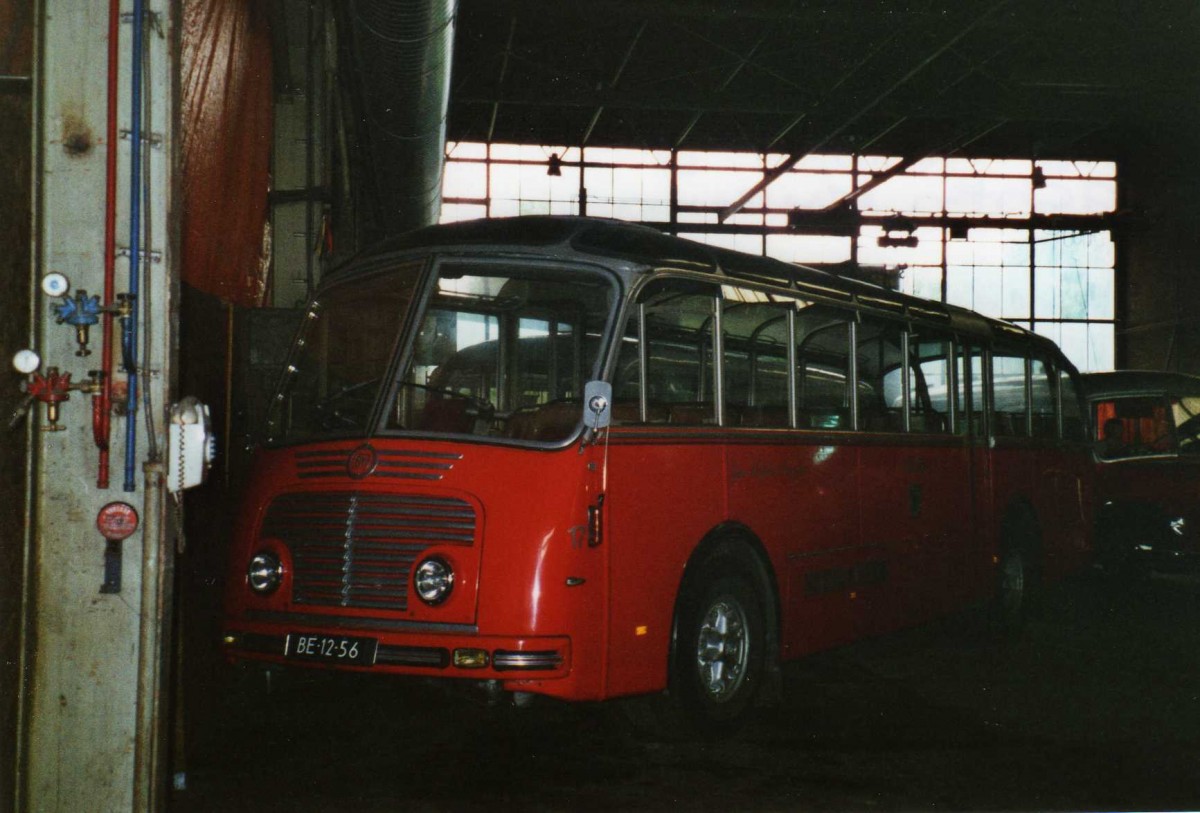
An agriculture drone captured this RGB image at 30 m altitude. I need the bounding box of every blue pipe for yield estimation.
[124,0,143,492]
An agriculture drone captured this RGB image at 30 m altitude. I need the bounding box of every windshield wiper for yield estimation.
[314,378,380,429]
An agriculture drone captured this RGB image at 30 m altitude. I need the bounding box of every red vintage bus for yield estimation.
[222,216,1093,731]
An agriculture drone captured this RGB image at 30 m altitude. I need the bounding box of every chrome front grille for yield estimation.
[262,491,476,611]
[294,447,462,480]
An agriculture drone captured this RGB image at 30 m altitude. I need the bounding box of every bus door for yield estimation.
[959,342,994,600]
[855,319,973,631]
[908,329,977,613]
[745,302,861,657]
[1030,356,1091,579]
[604,280,730,698]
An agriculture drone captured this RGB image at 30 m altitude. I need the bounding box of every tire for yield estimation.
[669,570,766,736]
[994,545,1028,633]
[993,511,1045,636]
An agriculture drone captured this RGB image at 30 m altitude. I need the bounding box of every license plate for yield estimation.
[285,633,378,666]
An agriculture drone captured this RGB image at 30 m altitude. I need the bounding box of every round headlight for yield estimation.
[247,551,283,594]
[414,556,454,606]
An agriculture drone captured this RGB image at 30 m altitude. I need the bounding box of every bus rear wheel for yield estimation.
[671,571,765,736]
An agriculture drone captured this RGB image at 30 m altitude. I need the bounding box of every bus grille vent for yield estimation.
[295,447,463,481]
[261,491,476,611]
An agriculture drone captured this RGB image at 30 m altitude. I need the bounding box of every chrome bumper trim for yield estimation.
[244,609,477,635]
[492,650,564,671]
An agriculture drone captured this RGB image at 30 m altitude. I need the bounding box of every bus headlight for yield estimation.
[414,556,454,605]
[247,551,283,594]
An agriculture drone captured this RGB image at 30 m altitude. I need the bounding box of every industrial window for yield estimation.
[442,143,1117,371]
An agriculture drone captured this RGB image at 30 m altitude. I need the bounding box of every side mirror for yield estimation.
[583,380,612,432]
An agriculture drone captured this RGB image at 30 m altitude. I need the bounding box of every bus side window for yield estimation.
[909,330,953,434]
[1061,369,1086,442]
[615,279,719,426]
[857,318,907,432]
[992,350,1028,437]
[956,343,985,437]
[723,293,791,428]
[794,308,853,430]
[1030,356,1058,439]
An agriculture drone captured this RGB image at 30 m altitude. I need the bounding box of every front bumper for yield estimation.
[222,615,571,683]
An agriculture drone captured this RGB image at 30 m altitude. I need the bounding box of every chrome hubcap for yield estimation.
[1000,551,1024,613]
[695,597,749,702]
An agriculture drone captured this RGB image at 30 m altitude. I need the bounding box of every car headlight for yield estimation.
[247,551,283,594]
[414,556,454,606]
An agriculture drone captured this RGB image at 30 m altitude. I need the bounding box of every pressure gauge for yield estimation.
[12,349,40,375]
[41,272,69,298]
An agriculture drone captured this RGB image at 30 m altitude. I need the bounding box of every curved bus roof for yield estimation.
[335,215,1061,355]
[1081,370,1200,400]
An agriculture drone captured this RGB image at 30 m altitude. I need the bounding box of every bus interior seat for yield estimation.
[505,400,581,441]
[668,403,717,425]
[419,397,475,434]
[909,411,948,433]
[612,400,670,425]
[739,405,790,428]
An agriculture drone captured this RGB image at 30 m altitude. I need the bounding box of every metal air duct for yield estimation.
[348,0,456,235]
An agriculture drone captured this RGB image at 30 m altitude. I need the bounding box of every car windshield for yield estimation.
[1172,396,1200,454]
[1094,395,1176,459]
[384,262,618,443]
[264,261,424,444]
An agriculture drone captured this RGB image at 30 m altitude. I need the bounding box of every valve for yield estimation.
[42,273,132,359]
[25,366,73,432]
[11,350,104,432]
[52,289,103,357]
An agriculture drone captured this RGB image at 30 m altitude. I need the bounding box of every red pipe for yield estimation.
[98,0,120,488]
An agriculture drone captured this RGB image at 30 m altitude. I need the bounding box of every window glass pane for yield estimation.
[1172,397,1200,455]
[856,319,906,432]
[898,266,943,301]
[765,234,852,264]
[1002,267,1030,320]
[1094,397,1174,458]
[795,310,852,429]
[795,306,853,429]
[639,281,718,425]
[910,331,952,434]
[765,171,854,209]
[269,266,420,443]
[992,351,1028,437]
[946,176,1031,217]
[391,265,615,442]
[724,294,791,427]
[857,174,944,215]
[958,344,985,437]
[1088,268,1115,320]
[1030,358,1057,439]
[1060,370,1085,442]
[1035,179,1117,215]
[677,169,762,207]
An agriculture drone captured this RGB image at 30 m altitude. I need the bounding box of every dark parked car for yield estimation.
[1082,371,1200,576]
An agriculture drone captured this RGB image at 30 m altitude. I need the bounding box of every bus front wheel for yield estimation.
[670,570,765,736]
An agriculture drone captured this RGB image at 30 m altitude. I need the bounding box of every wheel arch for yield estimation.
[1001,498,1043,557]
[668,521,782,702]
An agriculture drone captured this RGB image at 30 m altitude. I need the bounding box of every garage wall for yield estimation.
[0,0,32,807]
[1120,138,1200,374]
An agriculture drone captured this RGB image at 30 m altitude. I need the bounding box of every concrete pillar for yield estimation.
[20,1,178,810]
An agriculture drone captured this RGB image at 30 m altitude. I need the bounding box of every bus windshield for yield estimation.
[386,262,618,443]
[265,260,426,444]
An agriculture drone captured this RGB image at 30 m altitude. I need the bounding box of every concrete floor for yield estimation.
[171,571,1200,811]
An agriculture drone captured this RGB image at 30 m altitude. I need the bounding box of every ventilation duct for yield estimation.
[348,0,456,235]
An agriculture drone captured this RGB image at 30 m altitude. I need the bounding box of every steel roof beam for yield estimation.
[718,0,1014,222]
[582,19,647,146]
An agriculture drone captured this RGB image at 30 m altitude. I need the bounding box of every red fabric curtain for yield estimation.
[181,0,272,307]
